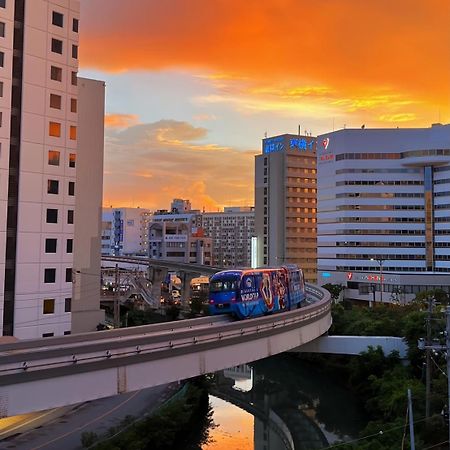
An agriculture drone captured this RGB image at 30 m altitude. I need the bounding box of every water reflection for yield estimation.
[204,354,366,450]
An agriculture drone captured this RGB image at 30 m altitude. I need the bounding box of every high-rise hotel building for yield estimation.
[317,124,450,303]
[255,134,317,282]
[0,1,104,338]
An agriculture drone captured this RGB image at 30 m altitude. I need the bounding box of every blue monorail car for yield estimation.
[208,265,305,319]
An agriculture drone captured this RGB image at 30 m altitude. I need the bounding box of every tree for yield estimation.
[322,283,344,301]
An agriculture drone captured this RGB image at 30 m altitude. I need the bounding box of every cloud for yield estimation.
[105,113,140,129]
[102,119,256,210]
[80,0,450,121]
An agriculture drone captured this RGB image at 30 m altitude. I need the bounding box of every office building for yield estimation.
[0,1,104,338]
[101,207,151,256]
[255,134,317,282]
[317,124,450,303]
[201,207,255,268]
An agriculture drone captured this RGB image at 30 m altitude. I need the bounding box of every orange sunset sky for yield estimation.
[79,0,450,211]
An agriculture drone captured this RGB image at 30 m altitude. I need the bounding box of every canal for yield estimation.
[203,353,367,450]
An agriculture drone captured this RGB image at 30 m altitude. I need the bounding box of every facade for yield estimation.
[171,198,192,214]
[255,134,317,282]
[149,220,212,265]
[101,207,151,256]
[0,1,104,339]
[201,207,255,268]
[317,124,450,303]
[71,78,105,333]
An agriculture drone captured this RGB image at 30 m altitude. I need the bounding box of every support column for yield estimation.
[180,271,196,306]
[151,268,168,304]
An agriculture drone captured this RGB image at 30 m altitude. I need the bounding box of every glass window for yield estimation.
[71,44,78,59]
[0,1,5,8]
[42,332,54,338]
[51,66,62,81]
[68,181,75,196]
[66,239,73,253]
[52,11,63,27]
[48,150,60,166]
[210,279,238,292]
[65,268,72,282]
[65,297,71,312]
[69,125,76,140]
[0,81,3,97]
[0,51,4,67]
[45,238,57,253]
[44,268,56,283]
[47,179,59,194]
[72,18,79,33]
[0,22,5,37]
[64,331,71,335]
[50,93,61,109]
[43,298,55,314]
[67,209,74,224]
[70,98,77,113]
[69,153,76,168]
[49,121,61,137]
[51,38,63,54]
[71,71,77,86]
[46,208,58,223]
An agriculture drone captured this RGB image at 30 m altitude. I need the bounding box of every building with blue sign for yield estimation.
[317,123,450,304]
[255,134,317,282]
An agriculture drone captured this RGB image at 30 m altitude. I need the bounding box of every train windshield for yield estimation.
[209,278,239,293]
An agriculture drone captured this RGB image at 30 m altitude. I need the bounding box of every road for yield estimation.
[0,383,177,450]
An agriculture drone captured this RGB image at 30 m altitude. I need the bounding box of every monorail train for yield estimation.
[208,265,305,319]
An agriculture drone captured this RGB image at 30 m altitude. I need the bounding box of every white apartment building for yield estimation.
[201,207,255,268]
[317,124,450,303]
[101,207,151,256]
[0,0,104,339]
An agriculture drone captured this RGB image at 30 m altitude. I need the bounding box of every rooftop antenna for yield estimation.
[264,131,267,138]
[332,118,335,131]
[298,124,301,136]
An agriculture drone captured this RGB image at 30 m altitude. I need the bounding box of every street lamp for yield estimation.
[370,258,385,303]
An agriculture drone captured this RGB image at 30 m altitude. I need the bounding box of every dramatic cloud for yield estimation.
[105,113,141,129]
[103,119,256,210]
[80,0,449,122]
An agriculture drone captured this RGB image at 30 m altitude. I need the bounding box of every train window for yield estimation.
[210,280,238,292]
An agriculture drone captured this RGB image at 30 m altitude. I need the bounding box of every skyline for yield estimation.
[79,0,450,211]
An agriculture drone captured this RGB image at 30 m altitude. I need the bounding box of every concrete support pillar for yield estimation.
[180,271,196,305]
[151,268,168,303]
[147,265,155,283]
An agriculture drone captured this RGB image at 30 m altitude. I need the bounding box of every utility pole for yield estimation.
[114,263,120,328]
[425,296,433,419]
[408,388,416,450]
[446,306,450,448]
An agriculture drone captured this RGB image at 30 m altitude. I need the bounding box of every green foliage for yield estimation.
[322,283,344,300]
[125,309,168,326]
[81,431,98,448]
[91,378,213,450]
[413,289,449,306]
[166,305,181,321]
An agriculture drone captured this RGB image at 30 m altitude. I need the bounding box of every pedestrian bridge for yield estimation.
[0,284,331,417]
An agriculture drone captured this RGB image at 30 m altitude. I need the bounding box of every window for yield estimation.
[69,125,76,140]
[47,179,59,194]
[71,71,77,86]
[71,44,78,59]
[0,111,2,127]
[52,11,63,27]
[65,268,72,282]
[49,93,62,109]
[51,38,63,54]
[72,18,79,32]
[43,298,55,314]
[69,153,76,168]
[46,208,58,223]
[0,81,3,97]
[67,209,74,224]
[70,98,77,113]
[42,332,54,338]
[0,51,4,67]
[0,22,5,38]
[49,121,61,137]
[64,331,71,335]
[48,150,60,166]
[65,297,71,312]
[51,65,62,81]
[44,268,56,283]
[45,238,57,253]
[68,181,75,196]
[0,1,5,8]
[66,239,73,253]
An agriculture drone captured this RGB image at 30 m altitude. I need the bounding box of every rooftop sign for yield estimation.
[263,136,316,154]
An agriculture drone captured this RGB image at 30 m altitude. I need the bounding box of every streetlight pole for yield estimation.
[371,258,384,303]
